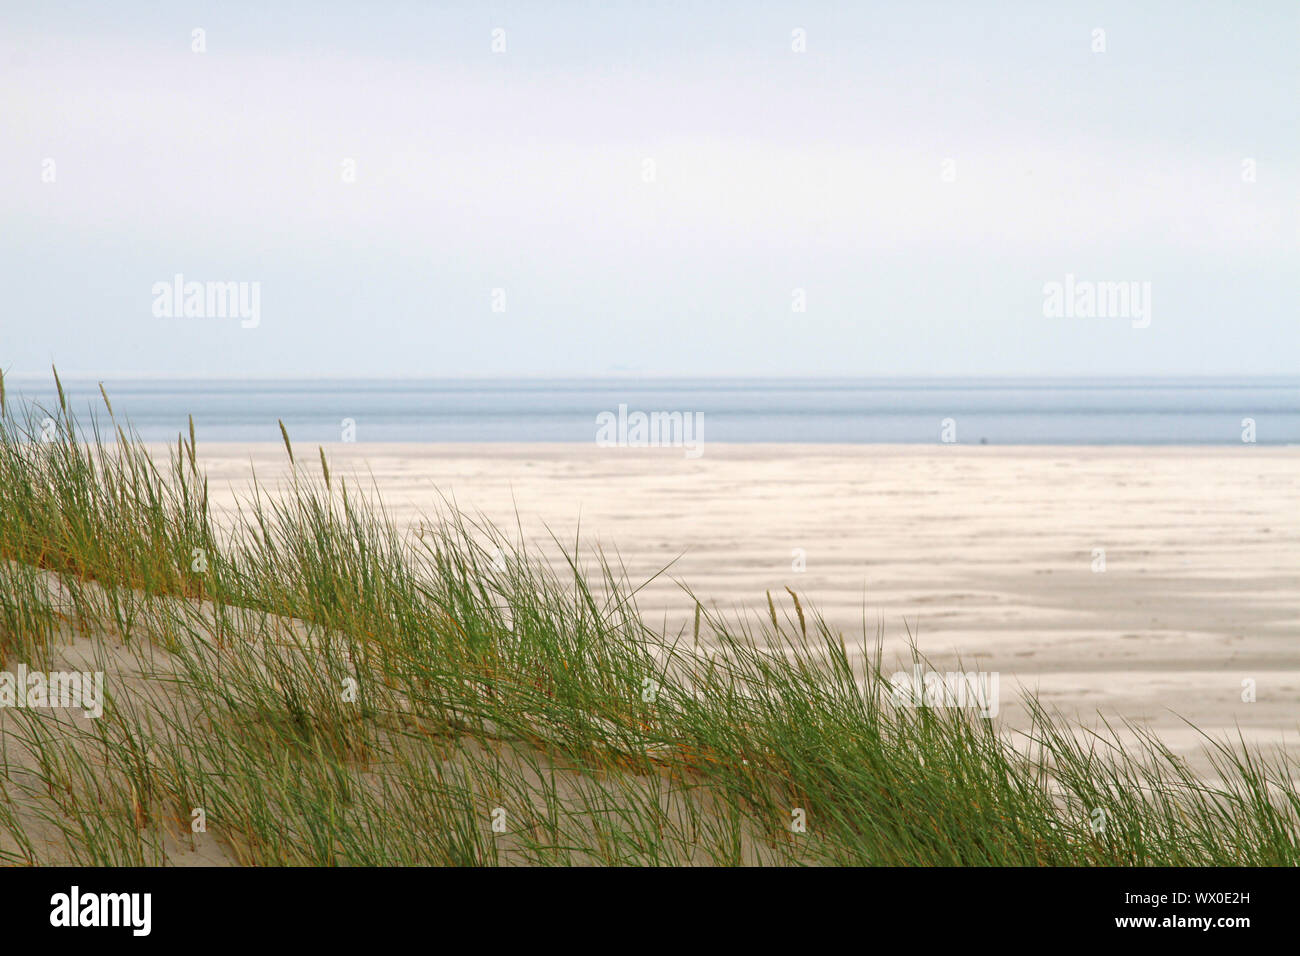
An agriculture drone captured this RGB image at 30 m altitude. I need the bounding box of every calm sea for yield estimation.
[5,377,1298,445]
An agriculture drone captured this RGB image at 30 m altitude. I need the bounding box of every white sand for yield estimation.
[196,443,1300,770]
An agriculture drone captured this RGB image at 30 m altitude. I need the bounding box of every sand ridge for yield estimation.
[191,443,1300,771]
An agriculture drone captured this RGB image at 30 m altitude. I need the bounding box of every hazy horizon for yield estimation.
[3,374,1295,444]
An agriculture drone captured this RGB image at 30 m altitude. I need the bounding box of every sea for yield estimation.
[3,376,1298,445]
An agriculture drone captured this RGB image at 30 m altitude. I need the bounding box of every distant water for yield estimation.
[5,377,1298,445]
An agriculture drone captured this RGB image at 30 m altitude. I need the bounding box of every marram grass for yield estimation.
[0,375,1296,865]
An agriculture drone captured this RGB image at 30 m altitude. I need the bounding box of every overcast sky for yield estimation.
[1,1,1296,378]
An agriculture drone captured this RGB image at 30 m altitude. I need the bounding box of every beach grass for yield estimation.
[0,372,1296,866]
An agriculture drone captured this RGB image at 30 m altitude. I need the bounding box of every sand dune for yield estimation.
[194,443,1300,772]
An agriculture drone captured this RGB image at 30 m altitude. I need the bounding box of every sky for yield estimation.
[1,1,1297,378]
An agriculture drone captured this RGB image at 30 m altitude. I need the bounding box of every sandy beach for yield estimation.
[4,437,1295,866]
[191,442,1300,771]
